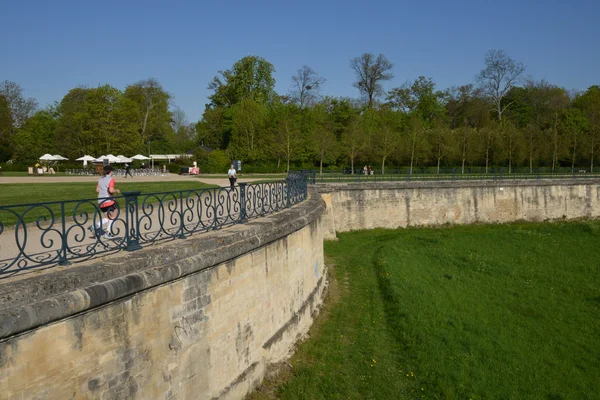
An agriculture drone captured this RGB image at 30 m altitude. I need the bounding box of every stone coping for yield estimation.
[0,188,326,339]
[315,178,600,192]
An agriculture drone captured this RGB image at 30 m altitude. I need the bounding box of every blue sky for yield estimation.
[1,0,598,122]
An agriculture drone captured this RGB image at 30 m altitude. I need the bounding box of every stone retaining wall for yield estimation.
[0,189,326,400]
[317,179,600,239]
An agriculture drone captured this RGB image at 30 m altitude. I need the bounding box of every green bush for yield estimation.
[166,163,181,174]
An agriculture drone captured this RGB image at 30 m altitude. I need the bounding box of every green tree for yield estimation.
[269,102,302,171]
[574,86,600,172]
[403,115,430,174]
[341,116,366,173]
[387,76,445,123]
[208,56,276,108]
[228,98,268,162]
[196,106,228,149]
[310,104,338,175]
[372,109,402,174]
[350,53,393,108]
[0,94,12,162]
[560,108,588,173]
[55,87,94,157]
[429,119,453,174]
[123,78,172,153]
[454,126,478,173]
[498,120,525,173]
[11,108,58,164]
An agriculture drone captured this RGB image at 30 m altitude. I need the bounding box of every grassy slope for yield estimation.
[255,222,600,399]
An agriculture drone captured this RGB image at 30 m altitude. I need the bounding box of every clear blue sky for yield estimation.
[1,0,598,122]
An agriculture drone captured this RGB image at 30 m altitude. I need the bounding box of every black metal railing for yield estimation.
[312,167,600,183]
[0,175,309,277]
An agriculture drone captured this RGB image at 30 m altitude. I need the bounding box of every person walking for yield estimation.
[125,163,133,178]
[228,164,237,189]
[89,165,121,239]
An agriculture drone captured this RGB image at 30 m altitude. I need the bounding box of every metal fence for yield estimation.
[0,174,309,277]
[313,167,600,183]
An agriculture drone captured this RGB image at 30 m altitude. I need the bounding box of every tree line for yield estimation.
[1,49,599,174]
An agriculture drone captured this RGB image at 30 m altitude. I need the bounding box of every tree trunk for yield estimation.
[382,156,386,175]
[320,158,323,175]
[591,133,595,173]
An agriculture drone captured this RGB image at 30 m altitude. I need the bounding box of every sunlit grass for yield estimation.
[252,221,600,399]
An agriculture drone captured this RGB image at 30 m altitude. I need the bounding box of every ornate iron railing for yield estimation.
[0,175,309,277]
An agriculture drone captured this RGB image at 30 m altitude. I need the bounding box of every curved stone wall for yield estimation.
[0,189,326,400]
[318,179,600,239]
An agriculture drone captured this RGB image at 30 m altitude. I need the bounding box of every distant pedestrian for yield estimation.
[367,165,372,175]
[228,164,237,189]
[0,166,3,175]
[125,163,133,178]
[89,165,121,239]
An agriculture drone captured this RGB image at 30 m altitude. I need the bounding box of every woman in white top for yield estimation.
[228,165,237,189]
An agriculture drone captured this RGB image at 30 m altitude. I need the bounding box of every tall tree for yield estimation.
[228,98,268,162]
[454,126,478,174]
[269,102,302,171]
[560,108,588,173]
[372,109,402,174]
[290,65,326,108]
[0,80,38,135]
[341,116,366,174]
[310,104,338,175]
[196,106,228,150]
[208,56,276,108]
[387,76,445,122]
[350,53,393,108]
[574,86,600,172]
[11,108,58,164]
[0,94,12,162]
[477,49,526,121]
[124,78,171,152]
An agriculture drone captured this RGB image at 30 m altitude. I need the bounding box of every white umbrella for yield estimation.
[53,154,69,160]
[106,154,122,163]
[76,155,96,167]
[117,155,133,163]
[76,155,97,161]
[95,155,120,163]
[130,154,150,160]
[39,154,57,161]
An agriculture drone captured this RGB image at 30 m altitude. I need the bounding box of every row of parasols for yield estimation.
[39,153,151,164]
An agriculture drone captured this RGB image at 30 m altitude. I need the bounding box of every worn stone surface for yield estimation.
[0,189,326,400]
[317,179,600,238]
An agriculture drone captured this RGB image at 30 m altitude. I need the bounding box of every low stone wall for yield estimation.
[318,179,600,239]
[0,189,326,400]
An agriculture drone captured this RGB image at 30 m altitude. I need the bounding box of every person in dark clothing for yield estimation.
[125,163,133,178]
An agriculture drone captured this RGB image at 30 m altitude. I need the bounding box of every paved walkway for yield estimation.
[0,173,253,188]
[0,174,287,281]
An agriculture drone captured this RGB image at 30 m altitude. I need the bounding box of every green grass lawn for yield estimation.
[252,222,600,399]
[0,181,217,226]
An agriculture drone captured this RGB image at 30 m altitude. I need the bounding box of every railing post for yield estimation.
[59,202,69,265]
[123,191,143,251]
[286,177,292,208]
[239,183,248,223]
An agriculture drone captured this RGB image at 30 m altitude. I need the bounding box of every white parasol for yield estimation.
[130,154,150,160]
